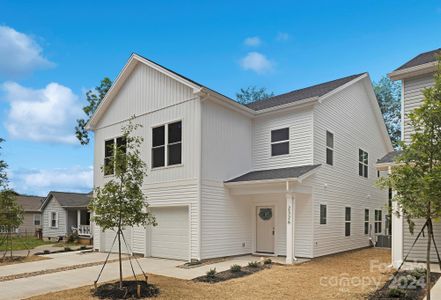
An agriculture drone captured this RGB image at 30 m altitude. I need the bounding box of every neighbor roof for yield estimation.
[377,150,402,164]
[47,191,91,208]
[15,195,45,212]
[246,73,365,111]
[225,165,321,183]
[395,48,441,71]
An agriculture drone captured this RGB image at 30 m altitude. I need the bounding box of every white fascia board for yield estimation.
[388,62,437,81]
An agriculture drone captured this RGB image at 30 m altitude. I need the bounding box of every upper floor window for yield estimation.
[326,131,334,165]
[358,149,368,178]
[152,121,182,168]
[320,204,327,224]
[104,136,127,176]
[271,128,289,156]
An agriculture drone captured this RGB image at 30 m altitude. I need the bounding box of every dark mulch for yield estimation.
[194,264,271,283]
[369,270,441,300]
[93,281,160,299]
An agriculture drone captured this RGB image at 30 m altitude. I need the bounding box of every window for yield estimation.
[271,128,289,156]
[358,149,369,178]
[152,121,182,168]
[326,131,334,165]
[375,210,382,234]
[50,212,58,228]
[364,209,369,235]
[34,214,41,226]
[345,207,351,236]
[104,139,115,175]
[320,204,327,224]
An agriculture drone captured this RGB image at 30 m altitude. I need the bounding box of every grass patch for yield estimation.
[0,236,52,251]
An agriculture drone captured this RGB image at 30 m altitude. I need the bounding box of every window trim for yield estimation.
[151,120,183,170]
[358,148,369,178]
[326,130,334,166]
[364,209,369,235]
[270,127,290,157]
[320,204,327,225]
[33,214,41,226]
[50,212,58,229]
[345,206,351,237]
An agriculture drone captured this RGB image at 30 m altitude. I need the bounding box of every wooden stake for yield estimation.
[137,283,141,298]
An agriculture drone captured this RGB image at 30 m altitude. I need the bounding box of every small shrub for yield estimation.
[387,288,406,298]
[206,268,217,279]
[248,261,260,268]
[230,264,242,273]
[64,247,72,252]
[410,267,426,279]
[67,231,79,243]
[43,250,50,254]
[263,258,272,265]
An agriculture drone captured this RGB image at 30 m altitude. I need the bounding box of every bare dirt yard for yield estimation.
[27,247,392,300]
[0,255,48,266]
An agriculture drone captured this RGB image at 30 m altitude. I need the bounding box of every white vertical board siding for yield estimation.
[92,62,201,261]
[402,74,434,144]
[312,79,390,257]
[42,197,67,238]
[252,108,314,171]
[200,100,253,259]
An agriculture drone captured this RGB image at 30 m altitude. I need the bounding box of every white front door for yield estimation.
[256,206,275,253]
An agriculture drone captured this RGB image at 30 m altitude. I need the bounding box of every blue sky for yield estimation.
[0,1,440,196]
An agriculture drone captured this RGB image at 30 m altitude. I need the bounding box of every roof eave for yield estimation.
[388,61,438,81]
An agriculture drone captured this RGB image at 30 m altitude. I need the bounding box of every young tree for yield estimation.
[373,77,402,148]
[75,78,112,145]
[89,121,156,288]
[236,86,274,105]
[377,58,441,300]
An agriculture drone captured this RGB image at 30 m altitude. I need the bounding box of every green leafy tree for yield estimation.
[377,58,441,300]
[373,77,402,148]
[89,120,156,288]
[75,78,112,145]
[236,86,274,105]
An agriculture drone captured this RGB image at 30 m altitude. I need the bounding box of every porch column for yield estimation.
[77,210,81,228]
[286,192,296,264]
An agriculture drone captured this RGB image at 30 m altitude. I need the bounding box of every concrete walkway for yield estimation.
[0,253,273,300]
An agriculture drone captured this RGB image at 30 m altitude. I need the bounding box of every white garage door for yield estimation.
[150,206,189,260]
[103,228,132,254]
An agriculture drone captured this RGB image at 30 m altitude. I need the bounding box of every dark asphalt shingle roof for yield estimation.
[395,48,441,71]
[245,73,365,111]
[377,150,402,164]
[15,195,45,212]
[225,165,321,183]
[50,191,91,208]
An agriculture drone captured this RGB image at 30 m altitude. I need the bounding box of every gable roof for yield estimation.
[395,48,441,71]
[246,73,365,111]
[42,191,91,210]
[389,48,440,80]
[15,195,45,212]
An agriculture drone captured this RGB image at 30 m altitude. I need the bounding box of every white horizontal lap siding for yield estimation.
[403,219,441,262]
[42,197,67,238]
[402,74,435,144]
[294,193,313,257]
[200,100,253,259]
[312,79,390,257]
[253,108,313,170]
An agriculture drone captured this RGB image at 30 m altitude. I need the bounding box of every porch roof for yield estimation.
[225,164,321,184]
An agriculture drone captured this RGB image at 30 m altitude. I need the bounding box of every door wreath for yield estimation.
[259,208,272,220]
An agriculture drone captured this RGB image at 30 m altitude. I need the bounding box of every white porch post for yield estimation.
[286,192,296,264]
[77,210,81,228]
[389,166,403,268]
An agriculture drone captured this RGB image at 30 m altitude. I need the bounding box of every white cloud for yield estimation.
[276,32,290,41]
[9,166,93,196]
[2,81,83,144]
[240,52,273,74]
[0,25,54,78]
[244,36,262,47]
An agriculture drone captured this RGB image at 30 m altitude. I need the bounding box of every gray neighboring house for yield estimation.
[15,195,45,236]
[41,191,92,241]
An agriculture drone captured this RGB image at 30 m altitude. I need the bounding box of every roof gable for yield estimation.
[41,191,91,210]
[395,48,441,71]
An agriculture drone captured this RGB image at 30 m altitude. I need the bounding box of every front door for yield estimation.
[256,206,275,253]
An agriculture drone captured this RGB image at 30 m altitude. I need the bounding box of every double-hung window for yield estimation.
[364,209,369,235]
[345,207,351,236]
[104,136,127,176]
[375,210,382,234]
[359,149,368,178]
[152,121,182,168]
[271,128,289,156]
[50,212,58,228]
[326,131,334,165]
[320,204,327,224]
[34,214,41,226]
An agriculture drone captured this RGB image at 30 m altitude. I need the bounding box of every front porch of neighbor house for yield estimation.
[224,165,320,264]
[66,209,91,237]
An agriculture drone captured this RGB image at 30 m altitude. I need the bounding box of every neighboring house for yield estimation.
[377,48,441,268]
[40,191,92,240]
[15,195,45,235]
[86,53,392,263]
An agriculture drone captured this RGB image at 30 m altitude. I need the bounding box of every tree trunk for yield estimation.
[9,230,12,259]
[118,228,123,289]
[427,219,432,300]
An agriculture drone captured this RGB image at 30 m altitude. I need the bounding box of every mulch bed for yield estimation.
[194,264,271,283]
[369,270,441,300]
[93,281,160,299]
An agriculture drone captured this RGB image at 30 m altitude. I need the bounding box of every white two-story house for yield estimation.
[87,53,392,263]
[377,48,441,268]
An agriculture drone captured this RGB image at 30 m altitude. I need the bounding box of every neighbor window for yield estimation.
[359,149,369,178]
[271,128,289,156]
[34,214,41,226]
[320,204,327,224]
[375,210,382,234]
[326,131,334,165]
[345,207,351,236]
[364,209,369,235]
[152,121,182,168]
[50,212,58,228]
